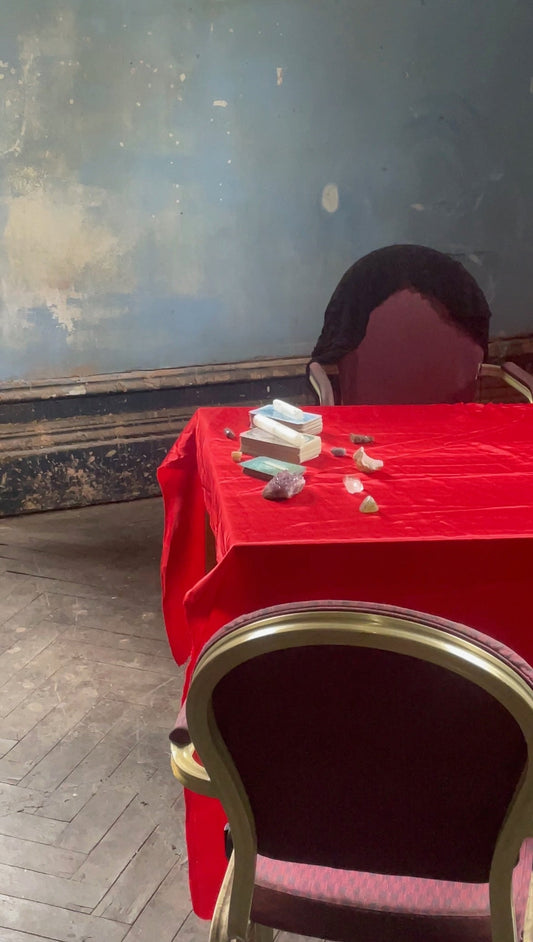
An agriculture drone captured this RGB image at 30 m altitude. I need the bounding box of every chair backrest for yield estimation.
[185,602,533,889]
[310,244,491,404]
[338,288,484,404]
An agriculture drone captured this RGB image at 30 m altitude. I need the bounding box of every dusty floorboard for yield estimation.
[0,498,200,942]
[0,497,529,942]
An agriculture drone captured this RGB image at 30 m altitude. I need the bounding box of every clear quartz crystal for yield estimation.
[343,475,364,494]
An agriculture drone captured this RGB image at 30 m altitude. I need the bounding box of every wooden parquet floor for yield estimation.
[0,496,530,942]
[0,497,205,942]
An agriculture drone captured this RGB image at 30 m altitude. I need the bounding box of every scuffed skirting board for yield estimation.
[0,335,531,517]
[0,357,313,517]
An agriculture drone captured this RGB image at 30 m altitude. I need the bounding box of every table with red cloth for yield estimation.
[158,402,533,918]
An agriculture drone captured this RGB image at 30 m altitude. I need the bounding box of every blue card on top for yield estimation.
[241,456,307,480]
[250,404,321,426]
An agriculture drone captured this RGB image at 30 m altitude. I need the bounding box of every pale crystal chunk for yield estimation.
[359,495,379,514]
[353,446,384,473]
[343,475,364,494]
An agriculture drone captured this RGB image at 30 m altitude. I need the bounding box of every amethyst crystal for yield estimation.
[262,471,305,501]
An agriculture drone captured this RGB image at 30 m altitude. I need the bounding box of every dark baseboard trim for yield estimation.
[0,357,311,403]
[1,337,531,517]
[0,357,312,517]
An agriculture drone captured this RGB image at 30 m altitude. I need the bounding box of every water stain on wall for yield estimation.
[0,0,531,381]
[4,183,132,334]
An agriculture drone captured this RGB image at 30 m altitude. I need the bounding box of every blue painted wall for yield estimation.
[0,0,532,381]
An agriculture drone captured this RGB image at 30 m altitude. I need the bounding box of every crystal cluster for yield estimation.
[262,471,306,501]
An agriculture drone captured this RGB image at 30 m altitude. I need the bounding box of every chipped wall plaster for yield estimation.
[0,0,531,382]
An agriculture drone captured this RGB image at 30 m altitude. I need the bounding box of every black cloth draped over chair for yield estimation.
[311,243,491,365]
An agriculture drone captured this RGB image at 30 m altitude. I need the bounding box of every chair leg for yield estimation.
[209,854,235,942]
[247,923,274,942]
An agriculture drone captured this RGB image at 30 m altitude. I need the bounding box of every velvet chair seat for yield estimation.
[253,840,533,942]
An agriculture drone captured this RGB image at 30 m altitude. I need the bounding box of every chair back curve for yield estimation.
[309,243,491,405]
[184,601,533,895]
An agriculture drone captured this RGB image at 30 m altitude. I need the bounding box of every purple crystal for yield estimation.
[331,447,347,457]
[224,427,237,440]
[262,471,305,501]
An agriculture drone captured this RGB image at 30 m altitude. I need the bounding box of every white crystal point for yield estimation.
[272,399,305,421]
[359,495,379,514]
[343,475,364,494]
[253,413,306,446]
[353,446,384,473]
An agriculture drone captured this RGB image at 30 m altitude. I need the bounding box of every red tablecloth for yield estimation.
[158,403,533,917]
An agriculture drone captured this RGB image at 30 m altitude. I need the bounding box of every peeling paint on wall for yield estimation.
[3,185,133,334]
[0,0,531,382]
[321,184,339,213]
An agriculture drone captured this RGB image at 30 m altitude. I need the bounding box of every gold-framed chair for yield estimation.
[170,601,533,942]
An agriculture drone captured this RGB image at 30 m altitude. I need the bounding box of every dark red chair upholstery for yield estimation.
[170,601,533,942]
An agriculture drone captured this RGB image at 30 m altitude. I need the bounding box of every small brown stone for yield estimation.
[350,433,374,444]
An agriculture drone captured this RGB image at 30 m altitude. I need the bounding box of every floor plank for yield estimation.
[0,860,102,911]
[93,826,179,923]
[32,782,98,823]
[0,811,65,843]
[0,833,85,877]
[60,623,174,658]
[70,796,158,889]
[120,860,192,941]
[56,784,137,854]
[0,893,128,942]
[21,698,134,791]
[0,677,101,782]
[0,928,62,942]
[0,643,75,725]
